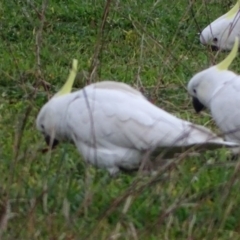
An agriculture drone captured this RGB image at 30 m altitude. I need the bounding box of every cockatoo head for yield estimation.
[36,59,78,149]
[188,38,239,112]
[200,1,240,51]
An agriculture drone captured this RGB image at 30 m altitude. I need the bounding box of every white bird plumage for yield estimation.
[200,0,240,50]
[188,38,240,154]
[36,60,238,175]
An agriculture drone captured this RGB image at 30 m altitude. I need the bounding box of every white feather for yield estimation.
[37,81,238,175]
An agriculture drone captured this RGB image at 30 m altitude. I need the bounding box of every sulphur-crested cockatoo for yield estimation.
[188,38,240,154]
[36,60,238,175]
[200,0,240,51]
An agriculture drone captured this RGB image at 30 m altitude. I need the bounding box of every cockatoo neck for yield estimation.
[197,68,237,108]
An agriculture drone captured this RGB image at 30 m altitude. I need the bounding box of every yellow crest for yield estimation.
[55,59,78,97]
[225,0,240,19]
[216,37,239,71]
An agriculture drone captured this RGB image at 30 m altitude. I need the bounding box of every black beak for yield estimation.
[44,135,59,149]
[192,97,205,113]
[210,45,219,51]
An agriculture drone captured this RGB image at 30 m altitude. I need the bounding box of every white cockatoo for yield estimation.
[188,37,240,154]
[36,60,238,175]
[200,0,240,51]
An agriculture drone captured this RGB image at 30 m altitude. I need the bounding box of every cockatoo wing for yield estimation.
[65,82,237,171]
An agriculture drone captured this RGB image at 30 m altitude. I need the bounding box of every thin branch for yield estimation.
[35,0,51,93]
[88,0,113,83]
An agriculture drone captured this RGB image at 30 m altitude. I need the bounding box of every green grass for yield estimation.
[1,0,240,239]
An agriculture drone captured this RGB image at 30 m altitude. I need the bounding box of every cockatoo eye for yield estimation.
[193,89,197,94]
[213,37,218,42]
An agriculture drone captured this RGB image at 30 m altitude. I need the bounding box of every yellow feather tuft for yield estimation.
[216,37,239,71]
[225,0,240,19]
[55,59,78,97]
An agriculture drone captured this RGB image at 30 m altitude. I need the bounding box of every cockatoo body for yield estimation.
[188,38,240,154]
[37,60,238,175]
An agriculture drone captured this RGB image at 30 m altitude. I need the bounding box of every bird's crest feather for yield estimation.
[216,37,239,71]
[225,1,240,19]
[54,59,78,97]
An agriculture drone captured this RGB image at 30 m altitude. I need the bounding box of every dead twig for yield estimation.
[88,0,113,84]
